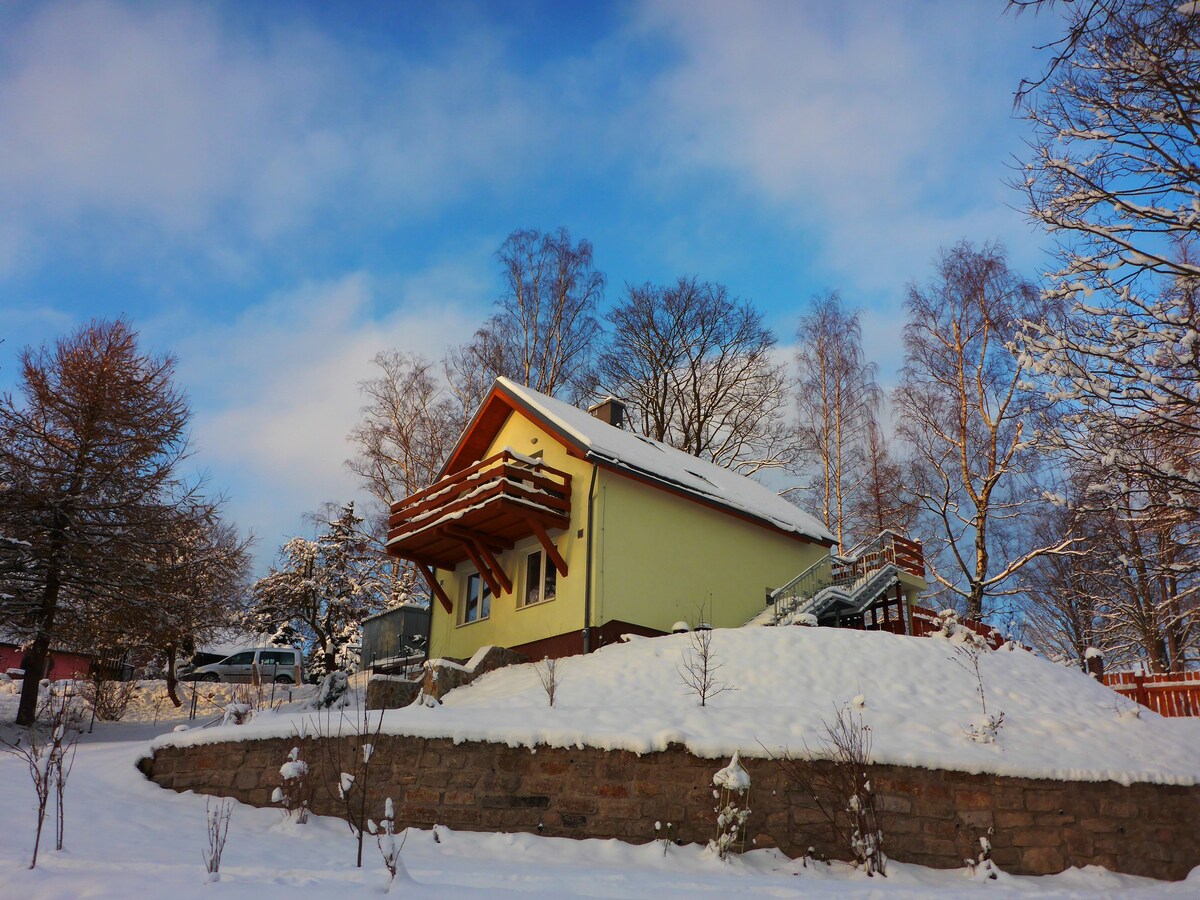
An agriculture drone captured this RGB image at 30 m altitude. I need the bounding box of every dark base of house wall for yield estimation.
[144,734,1200,881]
[511,620,666,660]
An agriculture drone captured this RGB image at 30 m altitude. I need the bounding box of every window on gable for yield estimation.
[522,549,558,607]
[462,572,492,624]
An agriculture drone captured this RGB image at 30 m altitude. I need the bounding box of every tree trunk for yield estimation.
[16,633,50,726]
[166,644,182,707]
[17,561,63,726]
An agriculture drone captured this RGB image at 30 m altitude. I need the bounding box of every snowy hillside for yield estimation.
[155,627,1200,786]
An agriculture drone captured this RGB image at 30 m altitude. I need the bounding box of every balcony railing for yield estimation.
[385,450,572,612]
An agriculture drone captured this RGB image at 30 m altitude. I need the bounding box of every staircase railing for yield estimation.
[765,530,923,625]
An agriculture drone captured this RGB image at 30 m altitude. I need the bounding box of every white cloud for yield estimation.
[0,1,540,272]
[164,260,490,557]
[632,0,1050,289]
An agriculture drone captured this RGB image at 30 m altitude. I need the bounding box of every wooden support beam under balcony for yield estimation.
[528,517,568,578]
[385,450,572,572]
[418,564,453,614]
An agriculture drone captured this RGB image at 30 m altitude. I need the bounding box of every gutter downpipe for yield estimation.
[583,461,599,653]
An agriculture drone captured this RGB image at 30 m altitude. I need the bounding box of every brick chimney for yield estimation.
[587,396,626,429]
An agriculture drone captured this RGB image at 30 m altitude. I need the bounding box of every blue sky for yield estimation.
[0,1,1061,566]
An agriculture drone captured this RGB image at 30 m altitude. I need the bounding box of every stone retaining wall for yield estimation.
[142,734,1200,881]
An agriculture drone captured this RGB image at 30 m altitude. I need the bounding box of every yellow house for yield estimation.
[385,378,924,662]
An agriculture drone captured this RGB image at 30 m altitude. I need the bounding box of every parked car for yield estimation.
[189,647,302,684]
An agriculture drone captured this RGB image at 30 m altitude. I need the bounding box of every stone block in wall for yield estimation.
[366,675,422,710]
[422,646,528,701]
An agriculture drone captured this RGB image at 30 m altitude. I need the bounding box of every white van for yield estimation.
[191,647,303,684]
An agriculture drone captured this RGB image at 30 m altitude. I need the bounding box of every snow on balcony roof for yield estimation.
[495,377,835,546]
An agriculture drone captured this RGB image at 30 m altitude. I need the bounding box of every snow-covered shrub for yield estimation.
[309,671,351,710]
[534,656,558,707]
[654,820,674,856]
[203,797,234,883]
[964,829,998,880]
[708,751,751,861]
[951,643,1005,744]
[772,703,886,876]
[271,745,313,824]
[928,608,989,646]
[367,797,409,892]
[82,668,138,722]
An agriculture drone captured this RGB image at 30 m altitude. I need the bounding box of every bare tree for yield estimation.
[795,292,881,548]
[599,278,798,474]
[770,703,886,876]
[1020,502,1116,671]
[1012,0,1200,662]
[678,625,734,707]
[349,352,457,513]
[847,417,916,544]
[534,656,559,707]
[494,227,605,398]
[0,319,235,726]
[444,226,604,412]
[347,351,458,603]
[894,243,1071,621]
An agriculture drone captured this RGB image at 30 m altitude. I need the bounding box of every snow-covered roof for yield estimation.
[495,377,835,545]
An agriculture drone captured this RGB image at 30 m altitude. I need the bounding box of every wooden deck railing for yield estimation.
[1102,670,1200,717]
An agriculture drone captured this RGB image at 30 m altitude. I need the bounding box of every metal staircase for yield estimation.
[748,530,925,627]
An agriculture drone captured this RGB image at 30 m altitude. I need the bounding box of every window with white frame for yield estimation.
[522,549,557,607]
[462,572,492,624]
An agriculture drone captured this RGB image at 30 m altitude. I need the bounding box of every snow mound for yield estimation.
[153,628,1200,786]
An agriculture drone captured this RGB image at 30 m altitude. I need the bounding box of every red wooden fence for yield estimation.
[910,605,1005,649]
[1102,670,1200,717]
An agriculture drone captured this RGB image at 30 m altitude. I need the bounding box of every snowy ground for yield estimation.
[4,628,1200,897]
[2,693,1198,898]
[157,628,1200,786]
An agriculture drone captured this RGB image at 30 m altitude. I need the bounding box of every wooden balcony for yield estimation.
[386,450,572,612]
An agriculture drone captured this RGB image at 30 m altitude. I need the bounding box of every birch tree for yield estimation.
[794,292,881,548]
[445,227,604,412]
[1013,0,1200,626]
[598,277,798,474]
[895,242,1069,621]
[848,416,916,544]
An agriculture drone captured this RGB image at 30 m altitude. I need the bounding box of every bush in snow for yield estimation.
[219,684,262,726]
[317,697,387,867]
[963,829,998,880]
[707,751,751,861]
[0,685,82,868]
[272,744,314,824]
[82,666,138,723]
[772,702,886,876]
[534,656,559,707]
[654,820,675,856]
[951,642,1005,744]
[367,797,409,892]
[678,619,734,707]
[202,797,234,883]
[309,670,351,710]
